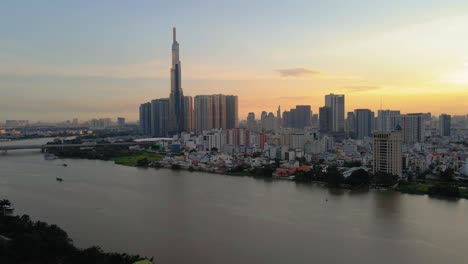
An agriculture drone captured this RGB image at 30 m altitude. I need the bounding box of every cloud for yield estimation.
[276,68,319,77]
[342,85,381,92]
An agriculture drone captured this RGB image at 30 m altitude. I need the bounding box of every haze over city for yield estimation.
[1,0,468,122]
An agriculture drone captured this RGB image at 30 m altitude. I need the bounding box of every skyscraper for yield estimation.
[439,114,451,137]
[346,111,356,138]
[354,109,374,140]
[373,131,403,177]
[150,98,170,136]
[325,94,345,132]
[194,95,213,131]
[247,112,256,132]
[319,106,332,133]
[282,105,311,129]
[276,105,282,129]
[139,102,151,135]
[401,113,426,144]
[226,95,239,129]
[211,94,226,129]
[169,27,185,134]
[377,110,401,131]
[183,96,194,132]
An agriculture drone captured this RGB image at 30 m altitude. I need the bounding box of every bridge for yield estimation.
[0,141,155,152]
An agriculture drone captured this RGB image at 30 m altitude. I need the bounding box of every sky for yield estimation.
[1,0,468,122]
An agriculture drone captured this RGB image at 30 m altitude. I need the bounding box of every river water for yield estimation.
[1,139,468,263]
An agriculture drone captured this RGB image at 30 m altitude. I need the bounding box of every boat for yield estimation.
[56,177,63,182]
[44,153,58,160]
[62,163,68,167]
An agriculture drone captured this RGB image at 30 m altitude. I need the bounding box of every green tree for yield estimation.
[439,168,455,182]
[324,166,344,187]
[374,172,399,187]
[345,169,370,187]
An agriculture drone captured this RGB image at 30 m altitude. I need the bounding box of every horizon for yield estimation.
[1,1,468,122]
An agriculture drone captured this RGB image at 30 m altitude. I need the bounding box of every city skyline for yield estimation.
[1,1,468,122]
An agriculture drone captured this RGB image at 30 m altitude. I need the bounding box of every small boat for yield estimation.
[56,177,63,182]
[44,153,58,160]
[62,163,68,167]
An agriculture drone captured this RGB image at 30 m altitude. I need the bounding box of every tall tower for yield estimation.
[169,27,185,134]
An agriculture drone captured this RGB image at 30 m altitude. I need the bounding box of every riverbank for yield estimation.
[0,209,152,263]
[47,147,468,200]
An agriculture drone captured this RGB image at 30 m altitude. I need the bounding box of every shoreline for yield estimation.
[50,152,468,200]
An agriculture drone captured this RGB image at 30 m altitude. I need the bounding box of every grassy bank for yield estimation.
[113,153,163,167]
[398,182,432,195]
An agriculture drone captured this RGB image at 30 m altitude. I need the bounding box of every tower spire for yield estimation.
[173,27,176,42]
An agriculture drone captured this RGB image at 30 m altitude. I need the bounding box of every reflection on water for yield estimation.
[1,142,468,264]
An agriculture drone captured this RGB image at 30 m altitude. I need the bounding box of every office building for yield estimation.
[373,131,403,177]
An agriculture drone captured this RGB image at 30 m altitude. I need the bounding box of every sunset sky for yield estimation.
[1,0,468,122]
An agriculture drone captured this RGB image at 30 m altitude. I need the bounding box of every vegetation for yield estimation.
[373,172,399,187]
[0,212,151,264]
[343,160,362,168]
[345,169,370,187]
[324,166,345,187]
[48,146,163,167]
[113,153,163,167]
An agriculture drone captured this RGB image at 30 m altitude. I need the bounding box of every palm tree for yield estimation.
[0,199,11,216]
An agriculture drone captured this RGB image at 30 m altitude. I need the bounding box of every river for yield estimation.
[1,139,468,263]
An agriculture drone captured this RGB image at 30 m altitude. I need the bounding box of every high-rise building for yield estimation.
[151,98,170,136]
[373,131,403,177]
[183,96,194,132]
[226,128,250,146]
[401,113,426,144]
[282,105,312,129]
[247,112,256,132]
[211,94,226,129]
[194,95,213,131]
[346,111,356,138]
[319,106,332,133]
[226,95,239,129]
[169,27,185,134]
[354,109,374,140]
[439,114,451,137]
[264,112,276,131]
[325,94,345,132]
[139,102,151,135]
[377,110,401,131]
[117,117,125,126]
[276,105,282,129]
